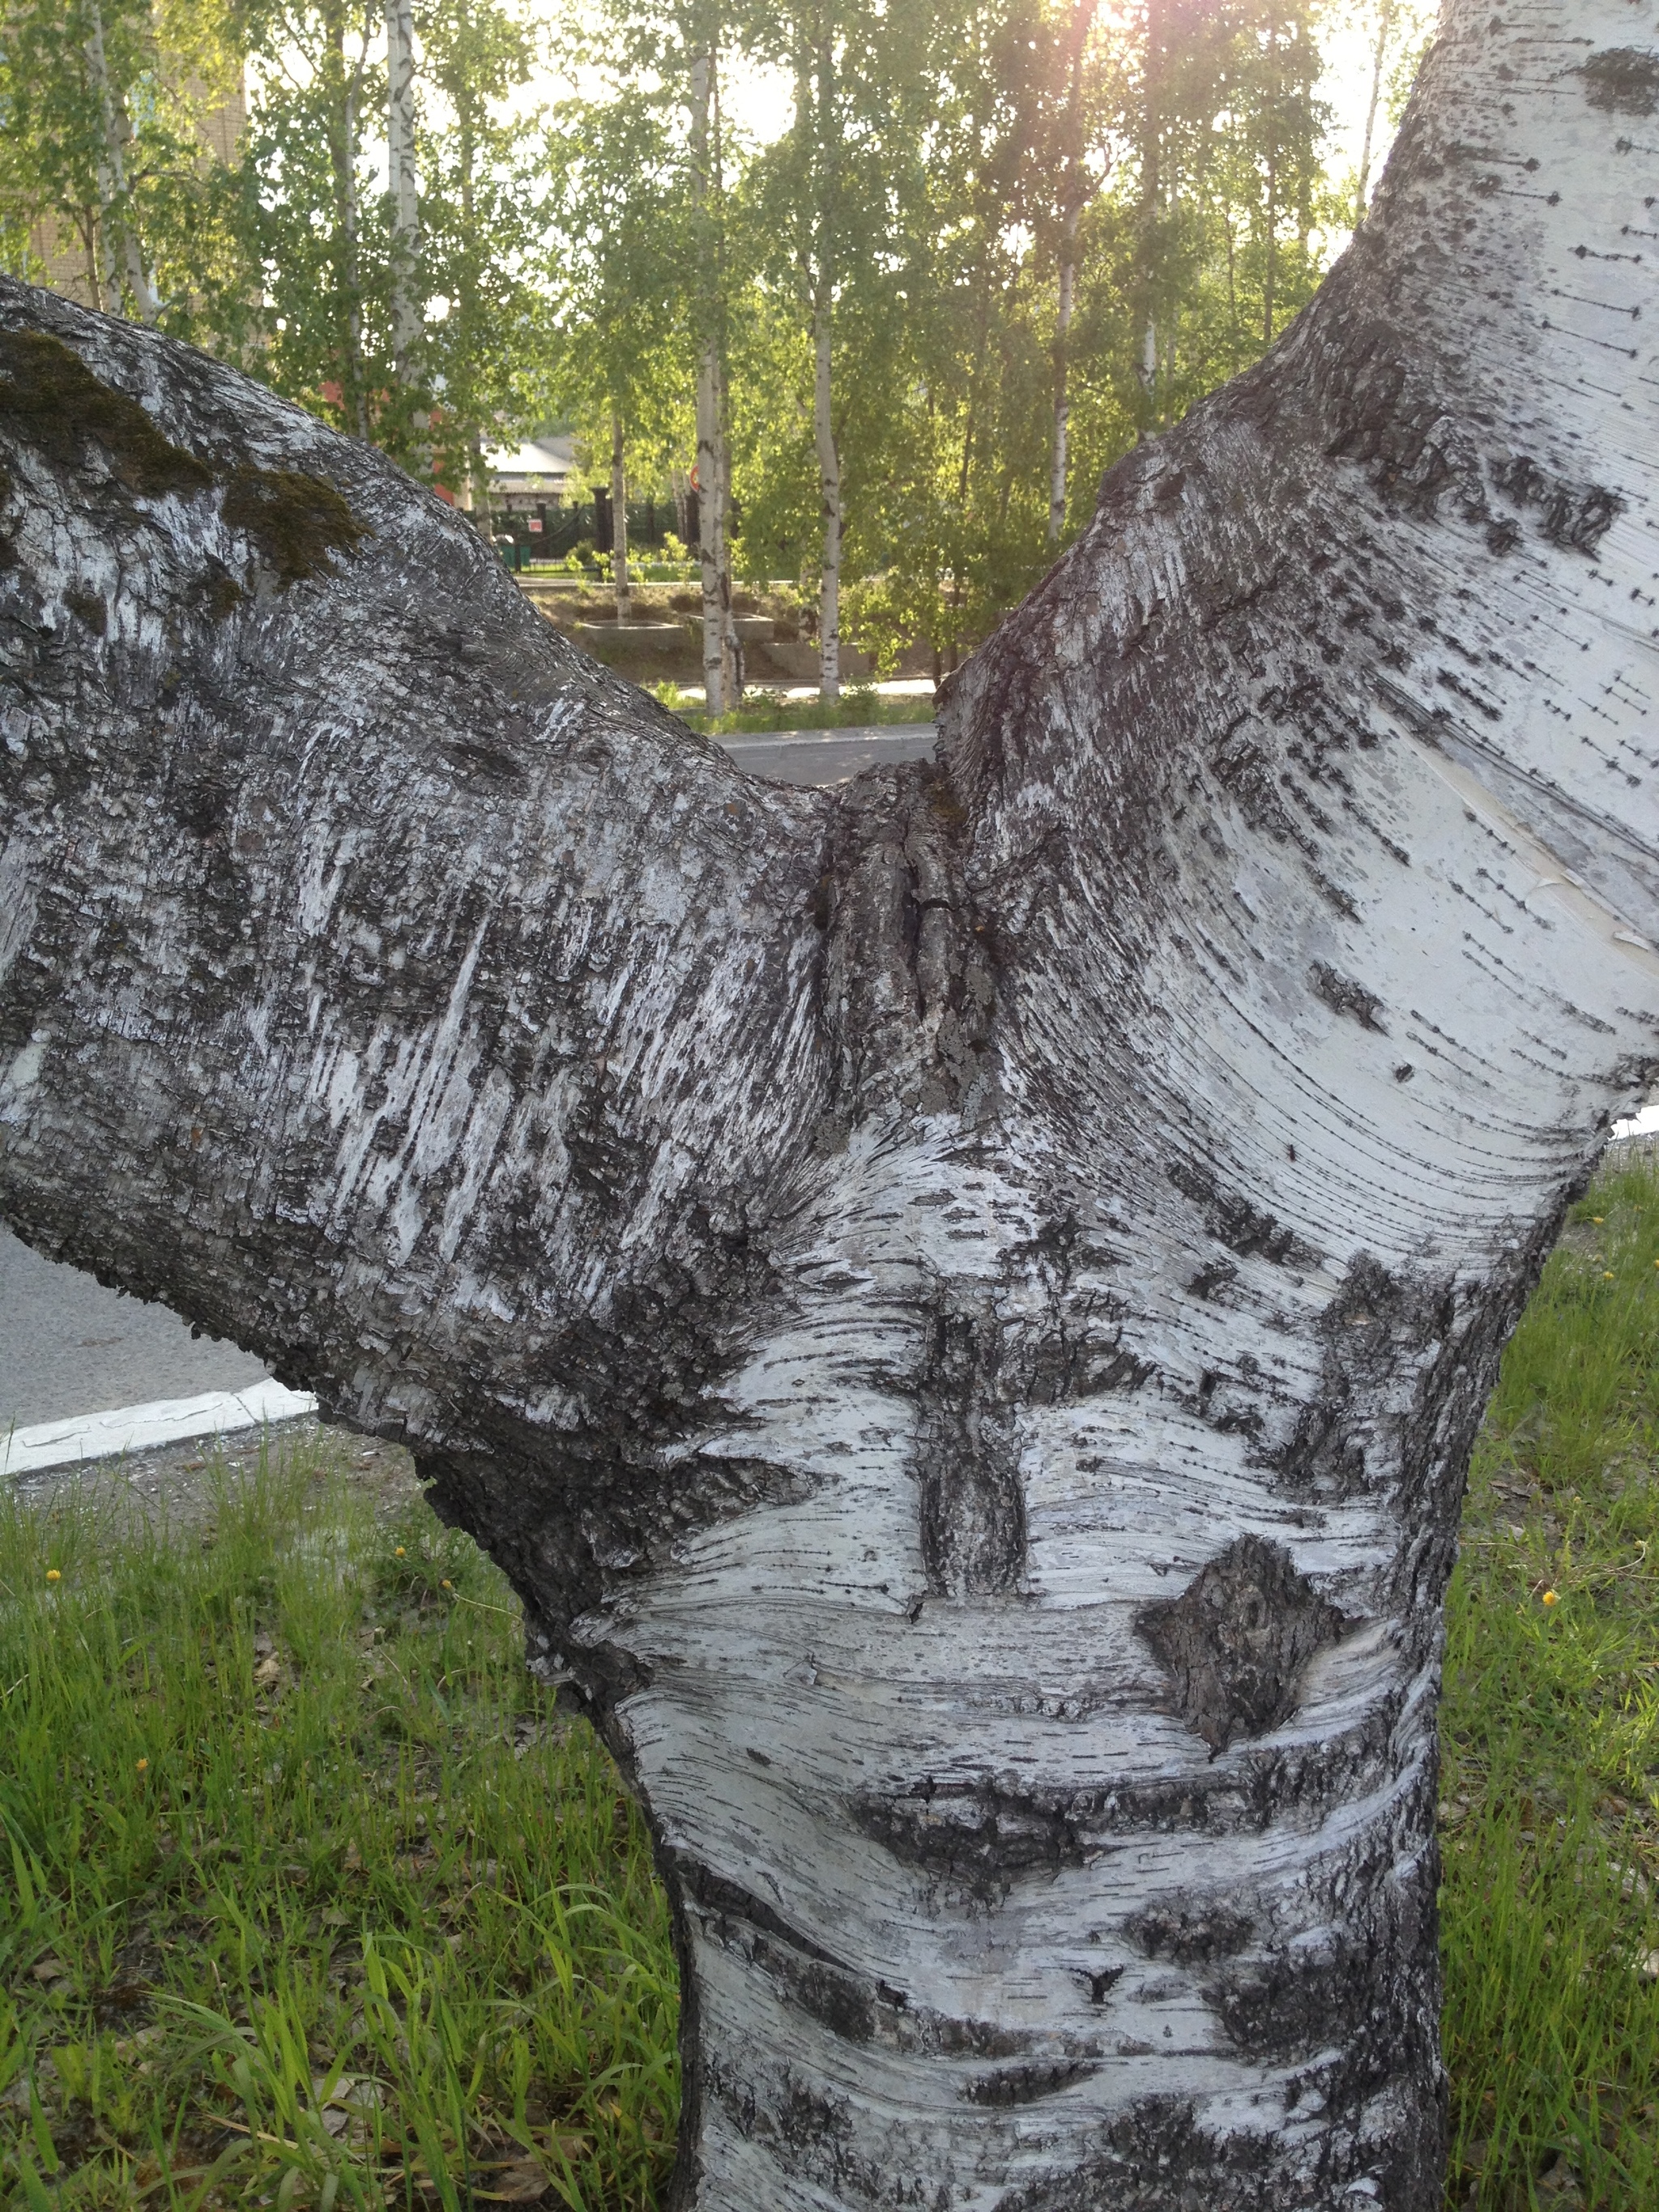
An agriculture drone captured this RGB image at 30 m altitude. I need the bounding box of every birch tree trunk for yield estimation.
[611,406,631,621]
[325,5,370,445]
[3,6,1657,2203]
[1134,0,1162,428]
[813,299,840,701]
[83,0,159,325]
[1047,197,1078,547]
[690,45,727,716]
[386,0,422,384]
[1047,0,1095,548]
[1353,0,1397,227]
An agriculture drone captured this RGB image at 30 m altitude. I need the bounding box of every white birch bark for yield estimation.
[1353,0,1397,225]
[3,6,1657,2202]
[83,0,159,325]
[386,0,421,381]
[1047,0,1094,547]
[1047,198,1078,546]
[690,46,726,716]
[611,406,630,621]
[813,298,840,701]
[799,20,841,702]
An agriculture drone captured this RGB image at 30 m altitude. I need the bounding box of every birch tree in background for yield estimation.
[792,0,842,701]
[417,0,548,512]
[384,0,425,448]
[0,0,248,332]
[542,88,692,612]
[1046,0,1102,545]
[689,32,737,711]
[83,0,160,322]
[5,6,1657,2201]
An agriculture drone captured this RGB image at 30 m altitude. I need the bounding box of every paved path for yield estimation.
[1,1226,267,1436]
[1,723,940,1458]
[717,723,936,785]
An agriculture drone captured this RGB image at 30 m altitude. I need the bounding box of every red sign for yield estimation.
[528,516,543,532]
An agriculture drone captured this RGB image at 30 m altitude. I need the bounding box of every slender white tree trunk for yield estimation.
[813,297,840,701]
[695,344,724,713]
[2,7,1655,2202]
[1354,0,1397,226]
[611,407,630,622]
[385,0,426,467]
[83,0,158,325]
[326,21,371,446]
[1048,0,1095,546]
[690,46,727,716]
[1048,198,1078,545]
[386,0,420,363]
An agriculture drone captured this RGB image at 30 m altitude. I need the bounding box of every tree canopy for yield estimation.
[0,0,1437,649]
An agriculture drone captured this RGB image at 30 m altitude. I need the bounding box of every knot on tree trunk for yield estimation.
[1139,1533,1347,1752]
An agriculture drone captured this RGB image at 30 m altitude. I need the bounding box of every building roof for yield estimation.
[484,435,575,488]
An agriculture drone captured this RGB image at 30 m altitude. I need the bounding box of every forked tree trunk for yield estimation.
[3,7,1657,2202]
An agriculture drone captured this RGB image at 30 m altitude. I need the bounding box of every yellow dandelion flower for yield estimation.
[1593,1215,1605,1223]
[1604,1271,1616,1279]
[1542,1590,1559,1608]
[135,1757,149,1771]
[394,1546,407,1557]
[45,1569,61,1583]
[441,1579,454,1591]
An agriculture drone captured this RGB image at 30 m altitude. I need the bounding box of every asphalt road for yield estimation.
[718,722,936,784]
[2,722,939,1437]
[0,1227,267,1433]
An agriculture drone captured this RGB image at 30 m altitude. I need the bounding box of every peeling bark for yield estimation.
[3,5,1659,2202]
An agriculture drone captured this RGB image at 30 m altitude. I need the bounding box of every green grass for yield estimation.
[646,683,932,737]
[6,1158,1659,2209]
[0,1445,676,2209]
[1440,1155,1659,2208]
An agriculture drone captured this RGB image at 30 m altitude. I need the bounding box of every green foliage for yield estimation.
[540,90,693,488]
[1441,1157,1659,2208]
[0,0,251,330]
[0,1441,677,2208]
[650,680,926,734]
[4,0,1431,665]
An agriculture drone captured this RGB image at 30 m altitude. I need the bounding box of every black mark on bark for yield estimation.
[1125,1898,1254,1967]
[1310,960,1387,1032]
[915,1311,1027,1599]
[1581,49,1659,117]
[1268,1250,1458,1505]
[963,2059,1098,2106]
[1138,1534,1346,1752]
[1169,1158,1322,1269]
